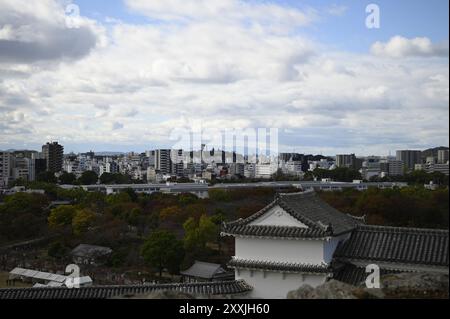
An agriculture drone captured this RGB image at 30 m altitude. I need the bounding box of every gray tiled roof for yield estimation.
[222,190,359,239]
[228,257,331,274]
[334,225,449,267]
[0,280,252,299]
[333,263,402,285]
[180,261,226,279]
[70,244,112,258]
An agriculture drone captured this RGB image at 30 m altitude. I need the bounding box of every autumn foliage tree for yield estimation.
[0,192,49,242]
[72,209,96,236]
[183,215,218,252]
[318,187,449,229]
[48,205,77,228]
[159,205,182,223]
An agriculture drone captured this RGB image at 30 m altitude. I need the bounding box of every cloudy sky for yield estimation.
[0,0,448,155]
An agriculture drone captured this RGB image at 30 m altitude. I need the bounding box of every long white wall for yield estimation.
[236,269,327,299]
[235,237,326,264]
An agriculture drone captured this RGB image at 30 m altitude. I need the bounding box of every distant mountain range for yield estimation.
[421,146,449,159]
[92,152,125,156]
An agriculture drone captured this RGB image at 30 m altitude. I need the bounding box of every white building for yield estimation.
[222,190,449,299]
[308,159,332,171]
[281,161,303,177]
[254,163,277,179]
[99,162,119,176]
[244,163,255,179]
[222,190,358,298]
[437,149,449,164]
[425,163,449,176]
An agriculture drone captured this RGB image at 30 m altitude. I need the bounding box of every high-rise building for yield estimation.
[424,162,449,176]
[396,150,421,171]
[99,162,119,176]
[171,149,184,177]
[154,149,183,175]
[42,142,64,172]
[155,149,171,174]
[438,149,449,164]
[335,154,356,169]
[33,157,47,180]
[146,150,156,167]
[12,156,32,181]
[388,159,404,176]
[0,151,12,187]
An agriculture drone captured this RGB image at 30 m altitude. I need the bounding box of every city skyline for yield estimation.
[1,0,449,156]
[1,140,449,158]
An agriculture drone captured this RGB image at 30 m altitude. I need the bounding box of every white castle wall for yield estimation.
[235,237,326,264]
[235,269,327,299]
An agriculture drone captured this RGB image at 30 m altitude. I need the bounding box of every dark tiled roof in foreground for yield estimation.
[223,224,328,239]
[222,190,359,239]
[278,191,359,235]
[333,263,402,286]
[228,258,331,274]
[334,225,449,267]
[0,280,252,299]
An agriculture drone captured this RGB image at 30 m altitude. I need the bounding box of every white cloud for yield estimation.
[111,122,124,130]
[0,1,448,155]
[371,36,449,58]
[0,0,104,64]
[326,4,347,16]
[125,0,316,30]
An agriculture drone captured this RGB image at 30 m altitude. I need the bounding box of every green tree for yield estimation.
[99,172,115,184]
[178,193,198,205]
[59,172,77,184]
[78,171,98,185]
[127,207,142,226]
[141,230,184,277]
[100,173,133,184]
[106,192,132,205]
[159,205,182,223]
[123,188,138,202]
[183,215,218,252]
[8,177,26,187]
[208,189,230,201]
[0,193,49,242]
[37,171,57,183]
[48,205,77,228]
[56,187,87,202]
[72,209,96,235]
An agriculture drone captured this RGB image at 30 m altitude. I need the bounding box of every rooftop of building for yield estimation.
[222,190,361,239]
[180,261,228,279]
[0,280,252,299]
[334,224,449,267]
[70,244,113,258]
